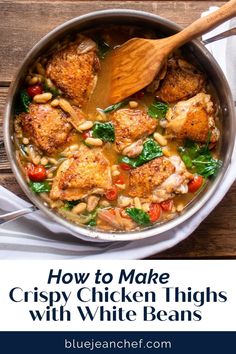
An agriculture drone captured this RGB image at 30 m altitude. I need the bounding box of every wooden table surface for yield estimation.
[0,0,235,259]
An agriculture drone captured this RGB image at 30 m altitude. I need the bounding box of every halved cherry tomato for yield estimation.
[27,84,43,97]
[82,131,91,139]
[114,175,125,185]
[188,175,203,193]
[27,163,47,182]
[119,163,132,171]
[105,186,118,201]
[160,199,174,212]
[148,203,162,223]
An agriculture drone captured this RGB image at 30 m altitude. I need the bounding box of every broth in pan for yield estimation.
[13,26,222,231]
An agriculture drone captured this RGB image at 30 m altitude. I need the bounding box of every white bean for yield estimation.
[40,157,48,165]
[116,183,126,190]
[142,203,150,212]
[78,121,93,131]
[154,132,167,146]
[111,165,119,171]
[69,144,79,152]
[48,158,57,165]
[99,200,110,207]
[36,62,45,76]
[45,78,54,88]
[85,137,103,146]
[22,137,29,145]
[118,196,132,208]
[50,99,59,107]
[112,170,120,177]
[134,197,142,209]
[32,155,41,165]
[28,76,38,85]
[129,100,138,108]
[176,203,184,212]
[72,202,87,214]
[33,92,52,103]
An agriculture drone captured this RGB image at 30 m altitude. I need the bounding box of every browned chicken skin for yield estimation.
[112,108,157,157]
[166,93,220,143]
[50,145,112,201]
[129,156,192,202]
[129,157,175,198]
[20,103,72,155]
[46,36,100,107]
[158,57,205,103]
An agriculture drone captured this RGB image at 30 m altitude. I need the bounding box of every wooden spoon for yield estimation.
[109,0,236,104]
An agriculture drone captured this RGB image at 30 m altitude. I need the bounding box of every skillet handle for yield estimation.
[0,206,38,225]
[168,0,236,49]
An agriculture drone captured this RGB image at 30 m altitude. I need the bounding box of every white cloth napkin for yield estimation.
[0,8,235,259]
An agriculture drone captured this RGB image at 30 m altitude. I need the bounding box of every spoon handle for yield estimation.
[168,0,236,50]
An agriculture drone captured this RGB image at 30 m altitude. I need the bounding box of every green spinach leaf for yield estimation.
[43,81,60,98]
[92,122,115,142]
[102,100,128,114]
[96,39,110,59]
[126,208,150,226]
[86,209,98,226]
[179,139,221,178]
[120,139,163,168]
[63,200,81,210]
[29,181,51,193]
[148,100,169,119]
[15,89,31,114]
[192,155,222,178]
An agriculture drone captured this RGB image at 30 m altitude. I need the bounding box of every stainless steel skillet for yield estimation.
[3,10,236,241]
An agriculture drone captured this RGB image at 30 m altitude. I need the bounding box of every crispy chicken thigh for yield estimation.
[166,93,220,143]
[112,109,157,157]
[50,145,112,201]
[20,103,72,155]
[128,156,191,202]
[46,36,100,107]
[158,58,205,103]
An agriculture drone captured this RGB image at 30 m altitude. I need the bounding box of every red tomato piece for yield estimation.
[188,175,203,193]
[119,163,132,171]
[114,175,125,185]
[148,203,162,223]
[105,186,118,201]
[27,84,43,97]
[82,131,91,139]
[27,164,47,182]
[134,90,145,100]
[161,199,174,212]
